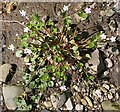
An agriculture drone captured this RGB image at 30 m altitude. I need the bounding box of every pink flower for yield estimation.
[101,33,106,39]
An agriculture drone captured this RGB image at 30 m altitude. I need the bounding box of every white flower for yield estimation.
[25,16,29,20]
[95,90,102,98]
[52,77,55,80]
[24,27,29,33]
[24,48,32,55]
[110,36,116,42]
[16,34,18,36]
[60,85,67,91]
[3,45,6,48]
[63,5,68,11]
[19,10,26,17]
[84,7,91,14]
[21,22,25,25]
[8,44,15,51]
[101,33,106,39]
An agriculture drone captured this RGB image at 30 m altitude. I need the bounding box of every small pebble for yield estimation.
[75,104,83,110]
[102,84,110,90]
[108,93,113,100]
[104,58,113,68]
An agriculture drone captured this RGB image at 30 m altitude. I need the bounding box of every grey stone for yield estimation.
[109,19,116,32]
[114,2,120,13]
[50,93,66,109]
[43,101,52,108]
[102,100,119,111]
[3,84,23,110]
[100,11,106,16]
[0,64,12,82]
[75,104,83,110]
[108,47,119,56]
[65,98,73,110]
[103,70,109,76]
[85,96,93,108]
[88,49,105,74]
[106,9,115,17]
[104,58,113,68]
[41,109,51,112]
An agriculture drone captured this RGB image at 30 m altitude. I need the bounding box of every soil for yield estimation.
[1,2,120,111]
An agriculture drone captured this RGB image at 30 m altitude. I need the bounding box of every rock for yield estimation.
[85,96,93,108]
[108,93,113,100]
[109,19,116,32]
[100,9,115,17]
[100,87,108,93]
[115,92,119,100]
[50,93,66,109]
[0,94,3,101]
[65,98,73,110]
[102,101,119,110]
[105,9,115,17]
[102,84,110,90]
[73,13,80,23]
[103,70,109,76]
[41,109,51,112]
[81,99,87,106]
[3,84,23,110]
[88,49,105,74]
[107,47,119,56]
[73,85,81,92]
[43,101,52,108]
[75,104,83,110]
[0,64,12,82]
[104,58,113,68]
[114,2,120,13]
[100,11,106,16]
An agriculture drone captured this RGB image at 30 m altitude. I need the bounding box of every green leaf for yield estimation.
[48,20,54,26]
[29,81,36,89]
[85,54,91,59]
[31,96,37,101]
[30,31,36,37]
[16,50,23,58]
[24,57,29,63]
[40,73,50,82]
[88,42,95,48]
[89,75,95,82]
[63,75,68,81]
[52,27,57,33]
[69,40,75,44]
[27,104,32,111]
[42,43,47,49]
[48,81,54,87]
[39,82,47,92]
[78,11,88,20]
[72,46,78,52]
[29,65,35,72]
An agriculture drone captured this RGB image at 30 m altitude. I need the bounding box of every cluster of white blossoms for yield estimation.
[24,48,32,55]
[60,85,67,91]
[100,33,117,42]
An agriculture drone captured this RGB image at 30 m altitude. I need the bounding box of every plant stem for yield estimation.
[0,20,26,27]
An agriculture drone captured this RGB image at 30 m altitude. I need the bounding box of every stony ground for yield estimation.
[0,2,120,111]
